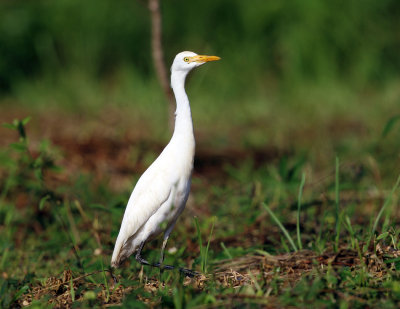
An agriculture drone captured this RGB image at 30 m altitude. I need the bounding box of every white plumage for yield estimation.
[111,51,220,269]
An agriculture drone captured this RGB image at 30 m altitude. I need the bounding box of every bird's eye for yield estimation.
[183,57,190,63]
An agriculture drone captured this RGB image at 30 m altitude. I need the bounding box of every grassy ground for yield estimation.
[1,79,400,308]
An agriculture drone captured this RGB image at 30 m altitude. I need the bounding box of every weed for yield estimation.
[194,217,215,274]
[335,156,341,251]
[296,172,306,250]
[263,203,298,252]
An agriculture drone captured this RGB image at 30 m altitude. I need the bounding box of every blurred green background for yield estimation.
[1,0,400,152]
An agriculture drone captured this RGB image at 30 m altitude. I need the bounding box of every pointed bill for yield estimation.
[189,55,221,63]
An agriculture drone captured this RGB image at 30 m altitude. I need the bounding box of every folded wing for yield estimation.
[111,164,173,267]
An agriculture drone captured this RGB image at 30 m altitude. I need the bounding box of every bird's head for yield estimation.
[171,51,220,73]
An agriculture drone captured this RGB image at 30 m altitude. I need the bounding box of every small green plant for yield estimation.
[335,156,341,251]
[368,173,400,251]
[220,242,232,259]
[296,172,306,250]
[194,217,215,273]
[1,117,61,209]
[101,259,110,303]
[263,203,298,251]
[344,215,356,249]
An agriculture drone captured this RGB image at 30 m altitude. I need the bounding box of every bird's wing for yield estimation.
[111,163,175,267]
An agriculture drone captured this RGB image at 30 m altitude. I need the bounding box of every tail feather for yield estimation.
[111,235,125,268]
[111,229,137,267]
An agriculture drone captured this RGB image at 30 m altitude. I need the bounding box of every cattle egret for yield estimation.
[111,51,220,276]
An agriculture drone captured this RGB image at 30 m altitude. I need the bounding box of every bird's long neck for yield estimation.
[171,71,194,141]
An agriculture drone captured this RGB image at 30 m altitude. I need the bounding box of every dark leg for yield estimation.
[157,237,169,278]
[135,241,151,266]
[108,268,118,284]
[178,267,200,278]
[159,236,169,266]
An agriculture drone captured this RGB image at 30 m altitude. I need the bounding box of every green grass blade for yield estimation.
[0,248,9,271]
[370,174,400,245]
[194,217,205,272]
[263,203,298,251]
[203,218,215,273]
[296,173,306,250]
[381,115,400,138]
[220,242,232,259]
[11,285,29,304]
[344,215,356,249]
[335,157,340,251]
[70,278,75,302]
[101,260,110,303]
[194,217,215,273]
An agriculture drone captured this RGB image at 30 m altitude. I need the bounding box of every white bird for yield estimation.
[111,51,220,275]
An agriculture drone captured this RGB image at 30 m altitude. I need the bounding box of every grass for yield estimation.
[263,203,298,252]
[195,217,215,274]
[335,156,341,251]
[296,172,306,251]
[1,82,400,308]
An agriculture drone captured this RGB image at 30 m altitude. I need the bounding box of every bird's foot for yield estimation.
[135,254,152,266]
[153,262,199,278]
[153,262,175,270]
[178,267,201,278]
[108,269,119,284]
[136,255,199,278]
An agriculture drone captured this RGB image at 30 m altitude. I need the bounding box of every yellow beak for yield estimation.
[189,55,221,63]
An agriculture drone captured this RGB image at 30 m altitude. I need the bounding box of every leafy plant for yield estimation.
[1,117,61,211]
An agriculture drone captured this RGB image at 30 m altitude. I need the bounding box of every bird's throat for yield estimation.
[171,72,194,139]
